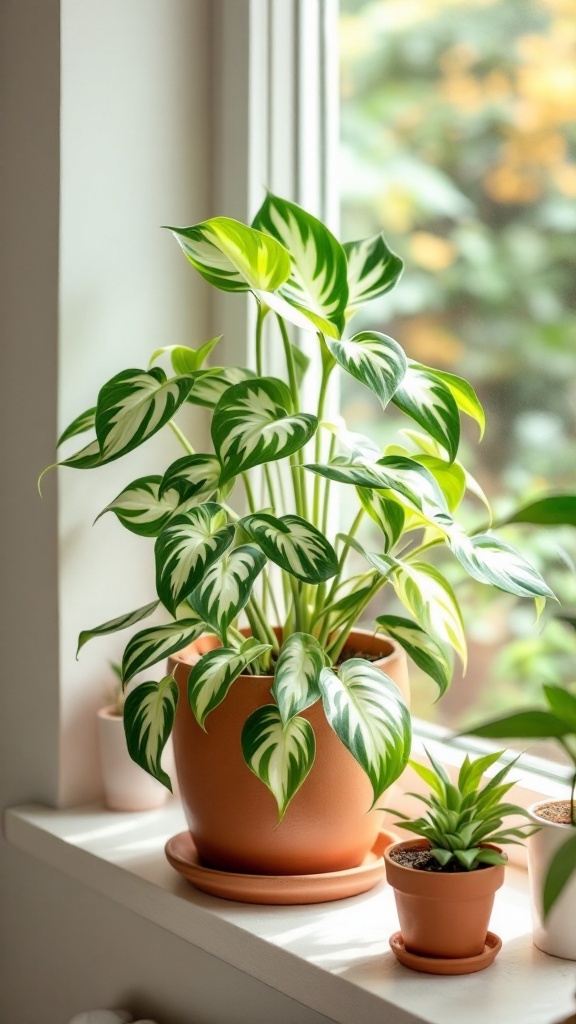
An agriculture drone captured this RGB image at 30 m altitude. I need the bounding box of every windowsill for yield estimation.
[4,800,575,1024]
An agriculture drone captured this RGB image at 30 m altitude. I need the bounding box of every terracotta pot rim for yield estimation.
[384,838,506,894]
[169,626,400,681]
[97,704,124,721]
[528,800,576,830]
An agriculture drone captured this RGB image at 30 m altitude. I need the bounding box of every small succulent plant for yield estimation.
[389,748,536,870]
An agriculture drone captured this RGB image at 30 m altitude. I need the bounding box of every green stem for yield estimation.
[262,572,283,630]
[323,507,365,612]
[247,596,279,653]
[326,573,389,664]
[169,420,195,455]
[276,314,299,410]
[264,464,278,512]
[242,473,257,514]
[255,303,266,377]
[312,367,331,530]
[321,433,337,538]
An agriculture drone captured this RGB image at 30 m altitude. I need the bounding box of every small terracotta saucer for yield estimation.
[389,931,502,975]
[165,829,398,904]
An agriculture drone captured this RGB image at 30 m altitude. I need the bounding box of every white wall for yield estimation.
[1,2,333,1021]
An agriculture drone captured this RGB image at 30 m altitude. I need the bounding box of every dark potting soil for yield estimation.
[389,848,489,873]
[534,800,574,826]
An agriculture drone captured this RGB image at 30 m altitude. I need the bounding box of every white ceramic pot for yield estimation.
[97,706,173,812]
[528,801,576,960]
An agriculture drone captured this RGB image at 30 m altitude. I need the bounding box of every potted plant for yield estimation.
[383,748,536,974]
[465,682,576,960]
[46,192,558,895]
[96,662,172,813]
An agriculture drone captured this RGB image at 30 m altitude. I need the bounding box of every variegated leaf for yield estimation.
[343,233,403,318]
[272,632,325,724]
[252,193,348,338]
[376,614,452,697]
[212,377,317,485]
[121,617,206,684]
[159,454,222,502]
[189,544,266,639]
[326,331,407,409]
[319,659,411,806]
[240,512,338,583]
[322,419,382,463]
[168,216,291,295]
[155,503,235,615]
[60,438,102,469]
[185,366,256,409]
[403,429,491,518]
[76,600,160,657]
[149,337,222,373]
[377,556,467,669]
[392,362,461,464]
[431,368,485,439]
[57,407,96,447]
[96,476,181,537]
[123,674,178,789]
[447,530,556,600]
[241,706,316,820]
[187,639,271,730]
[95,368,194,463]
[357,488,405,552]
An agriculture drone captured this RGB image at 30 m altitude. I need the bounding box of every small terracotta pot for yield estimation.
[169,629,409,875]
[98,706,172,812]
[384,838,505,959]
[528,801,576,960]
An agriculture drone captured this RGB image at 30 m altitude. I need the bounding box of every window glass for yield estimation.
[338,0,576,751]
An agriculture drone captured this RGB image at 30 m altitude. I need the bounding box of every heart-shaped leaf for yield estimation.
[188,639,272,730]
[343,233,403,318]
[392,362,461,463]
[240,512,338,583]
[241,706,316,820]
[155,503,235,615]
[319,659,411,806]
[121,617,206,684]
[357,488,405,552]
[185,366,256,409]
[97,476,181,537]
[95,368,194,463]
[189,544,266,639]
[123,674,178,790]
[326,331,407,409]
[376,614,452,697]
[168,216,291,295]
[159,454,222,502]
[252,193,349,338]
[377,556,467,669]
[448,531,556,600]
[272,632,325,724]
[57,406,96,447]
[212,377,317,485]
[76,600,160,657]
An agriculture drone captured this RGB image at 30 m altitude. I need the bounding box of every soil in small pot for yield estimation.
[533,800,574,825]
[389,847,491,873]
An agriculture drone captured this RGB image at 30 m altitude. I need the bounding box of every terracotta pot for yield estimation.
[97,706,172,812]
[384,838,505,959]
[528,801,576,960]
[169,629,409,875]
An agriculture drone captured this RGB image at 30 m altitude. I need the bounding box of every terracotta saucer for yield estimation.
[165,829,398,904]
[389,931,502,975]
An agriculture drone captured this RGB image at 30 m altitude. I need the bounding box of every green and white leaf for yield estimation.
[272,633,325,724]
[319,659,411,806]
[322,419,382,463]
[57,407,96,447]
[188,639,271,730]
[212,377,317,485]
[326,331,407,409]
[95,368,194,463]
[376,614,452,697]
[378,557,467,669]
[357,488,405,552]
[149,337,222,373]
[447,530,556,600]
[121,616,206,684]
[96,476,181,537]
[189,544,266,638]
[403,429,491,518]
[123,674,178,790]
[77,600,160,657]
[343,233,403,318]
[429,368,485,439]
[240,512,338,583]
[252,192,348,338]
[241,706,316,820]
[168,216,291,295]
[185,366,256,409]
[159,454,222,502]
[59,438,102,470]
[392,362,461,464]
[155,503,235,616]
